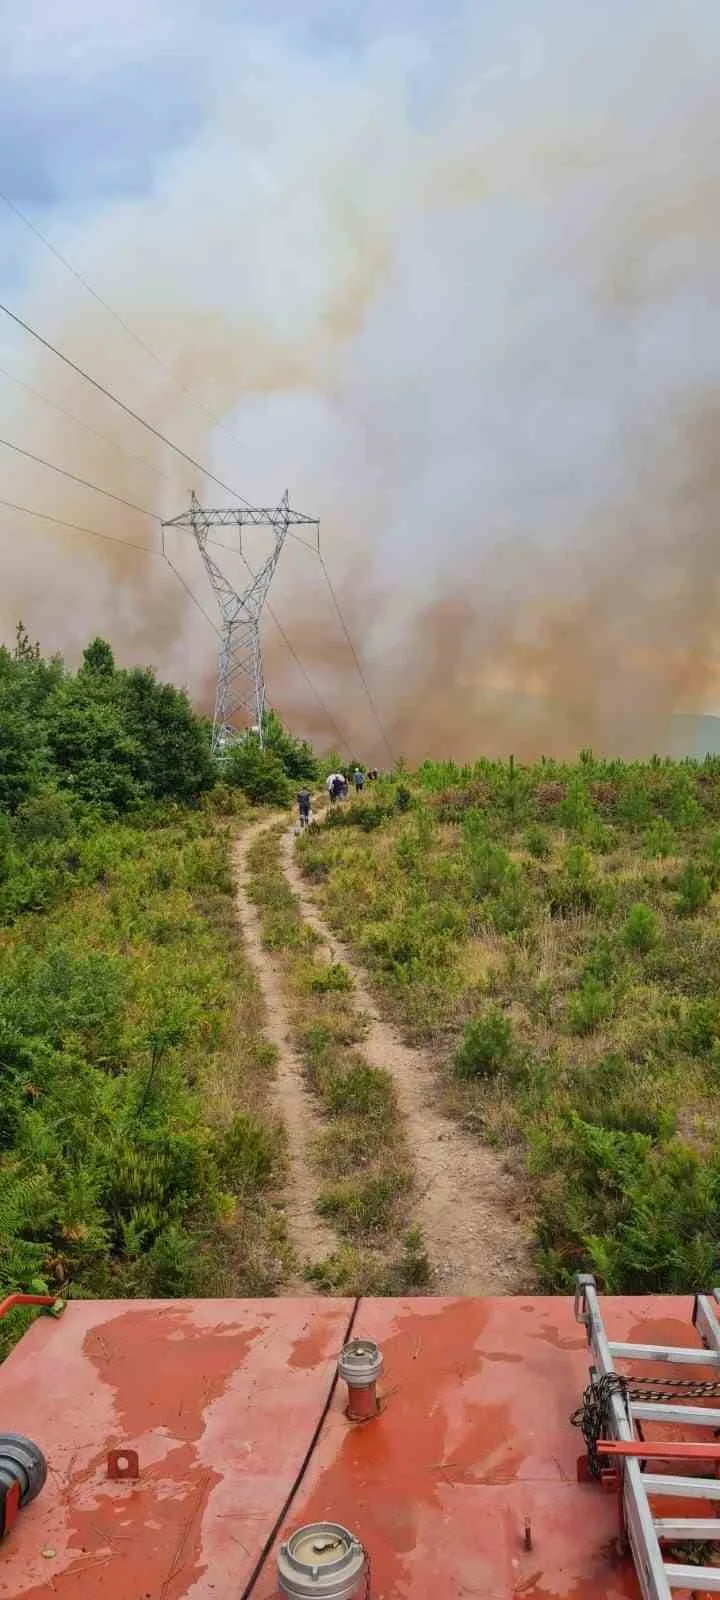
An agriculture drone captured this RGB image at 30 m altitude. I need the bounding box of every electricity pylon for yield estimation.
[162,491,319,753]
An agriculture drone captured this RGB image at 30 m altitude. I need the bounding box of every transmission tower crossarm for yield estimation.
[162,504,319,529]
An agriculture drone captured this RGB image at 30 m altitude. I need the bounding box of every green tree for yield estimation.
[224,737,290,805]
[44,680,145,811]
[262,710,318,782]
[81,637,115,677]
[119,668,214,800]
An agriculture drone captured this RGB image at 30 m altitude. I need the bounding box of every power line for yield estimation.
[0,299,254,509]
[0,359,171,486]
[265,601,353,758]
[0,199,323,556]
[0,417,315,563]
[0,188,259,492]
[0,490,351,747]
[0,272,372,754]
[161,552,221,637]
[0,428,347,726]
[0,494,156,553]
[0,494,219,637]
[233,542,351,757]
[0,436,156,519]
[317,552,394,763]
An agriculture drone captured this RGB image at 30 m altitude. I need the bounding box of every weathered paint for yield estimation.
[0,1297,353,1598]
[257,1295,720,1599]
[0,1294,718,1598]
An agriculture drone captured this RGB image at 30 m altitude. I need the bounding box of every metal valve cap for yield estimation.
[277,1521,366,1598]
[337,1338,383,1388]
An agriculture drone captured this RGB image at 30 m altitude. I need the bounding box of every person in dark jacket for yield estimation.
[297,787,311,827]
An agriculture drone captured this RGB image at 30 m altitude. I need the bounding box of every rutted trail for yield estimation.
[232,820,337,1285]
[281,826,532,1295]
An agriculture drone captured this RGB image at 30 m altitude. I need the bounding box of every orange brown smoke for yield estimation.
[1,5,718,761]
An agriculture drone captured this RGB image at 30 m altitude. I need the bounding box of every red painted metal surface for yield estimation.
[257,1295,720,1599]
[0,1293,719,1598]
[0,1296,353,1598]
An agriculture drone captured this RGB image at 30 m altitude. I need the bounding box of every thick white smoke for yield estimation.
[0,0,718,758]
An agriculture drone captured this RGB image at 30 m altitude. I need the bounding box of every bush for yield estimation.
[623,902,658,953]
[644,818,676,858]
[262,710,317,782]
[675,861,711,917]
[310,963,353,994]
[324,803,391,832]
[524,825,551,859]
[326,1065,394,1120]
[454,1008,515,1080]
[216,1114,278,1194]
[317,1170,410,1236]
[567,976,614,1035]
[583,935,619,985]
[224,738,290,805]
[533,1115,720,1293]
[547,844,602,915]
[679,999,720,1058]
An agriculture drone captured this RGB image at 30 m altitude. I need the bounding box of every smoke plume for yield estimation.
[0,1,718,761]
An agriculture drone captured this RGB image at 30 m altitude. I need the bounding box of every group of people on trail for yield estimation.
[296,766,376,829]
[327,766,369,801]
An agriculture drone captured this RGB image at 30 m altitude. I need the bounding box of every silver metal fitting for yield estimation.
[277,1522,367,1598]
[337,1338,383,1389]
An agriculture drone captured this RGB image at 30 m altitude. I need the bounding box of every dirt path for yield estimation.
[281,826,532,1295]
[232,820,337,1286]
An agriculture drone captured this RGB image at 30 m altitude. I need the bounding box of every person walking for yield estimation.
[352,766,365,793]
[297,786,311,828]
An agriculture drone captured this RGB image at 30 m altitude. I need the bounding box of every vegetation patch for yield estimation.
[298,753,720,1292]
[0,628,292,1358]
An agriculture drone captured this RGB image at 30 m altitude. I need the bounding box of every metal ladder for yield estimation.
[574,1273,720,1598]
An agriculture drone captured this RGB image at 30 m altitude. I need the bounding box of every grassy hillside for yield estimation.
[298,755,720,1293]
[0,628,296,1356]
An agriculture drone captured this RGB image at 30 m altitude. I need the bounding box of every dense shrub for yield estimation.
[224,738,291,805]
[567,976,614,1036]
[0,629,214,816]
[675,861,712,916]
[454,1008,515,1080]
[524,825,551,859]
[623,902,658,953]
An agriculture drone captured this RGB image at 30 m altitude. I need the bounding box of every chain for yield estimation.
[571,1372,720,1479]
[363,1547,372,1599]
[624,1374,720,1402]
[571,1374,630,1478]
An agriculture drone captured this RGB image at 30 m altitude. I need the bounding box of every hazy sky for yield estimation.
[0,1,718,758]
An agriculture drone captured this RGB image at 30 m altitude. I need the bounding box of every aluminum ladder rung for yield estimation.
[643,1473,720,1500]
[631,1401,720,1427]
[575,1276,720,1600]
[610,1340,720,1366]
[664,1565,720,1591]
[656,1517,720,1540]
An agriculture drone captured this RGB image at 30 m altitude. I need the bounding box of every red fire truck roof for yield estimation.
[0,1292,714,1598]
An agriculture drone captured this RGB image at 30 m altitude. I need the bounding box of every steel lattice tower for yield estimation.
[162,491,319,753]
